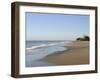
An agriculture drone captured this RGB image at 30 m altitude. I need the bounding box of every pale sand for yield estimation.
[44,41,89,65]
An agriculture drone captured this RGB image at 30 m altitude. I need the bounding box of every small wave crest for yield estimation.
[26,43,57,50]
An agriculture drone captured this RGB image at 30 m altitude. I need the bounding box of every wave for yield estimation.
[26,43,57,50]
[26,41,71,50]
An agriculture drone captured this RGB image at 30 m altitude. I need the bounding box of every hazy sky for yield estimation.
[26,12,89,40]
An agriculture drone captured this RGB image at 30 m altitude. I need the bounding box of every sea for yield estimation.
[25,40,72,67]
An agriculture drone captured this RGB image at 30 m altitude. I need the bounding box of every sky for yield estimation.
[26,12,89,40]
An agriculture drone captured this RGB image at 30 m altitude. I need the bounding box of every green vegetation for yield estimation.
[76,36,89,41]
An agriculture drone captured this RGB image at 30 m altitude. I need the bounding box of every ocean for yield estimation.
[25,40,72,67]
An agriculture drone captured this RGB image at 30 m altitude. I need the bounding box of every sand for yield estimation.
[44,41,89,65]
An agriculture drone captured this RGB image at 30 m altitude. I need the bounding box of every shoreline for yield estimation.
[43,41,89,65]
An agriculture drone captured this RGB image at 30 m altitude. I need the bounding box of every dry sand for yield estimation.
[44,41,89,65]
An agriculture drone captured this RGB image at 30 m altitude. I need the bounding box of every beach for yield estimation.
[43,41,89,65]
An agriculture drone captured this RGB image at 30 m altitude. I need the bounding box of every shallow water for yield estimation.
[25,41,72,67]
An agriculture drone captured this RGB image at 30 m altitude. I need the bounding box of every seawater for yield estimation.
[25,40,72,67]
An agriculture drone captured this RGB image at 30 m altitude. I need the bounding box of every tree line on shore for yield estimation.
[76,36,89,41]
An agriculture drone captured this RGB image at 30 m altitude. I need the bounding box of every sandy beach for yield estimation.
[44,41,89,65]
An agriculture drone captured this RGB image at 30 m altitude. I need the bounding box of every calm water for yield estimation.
[25,40,72,67]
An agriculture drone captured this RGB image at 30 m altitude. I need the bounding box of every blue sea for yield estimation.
[25,40,72,67]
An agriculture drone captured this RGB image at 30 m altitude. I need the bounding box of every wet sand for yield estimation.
[44,41,89,65]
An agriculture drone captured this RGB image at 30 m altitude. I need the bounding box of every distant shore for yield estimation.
[43,41,89,65]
